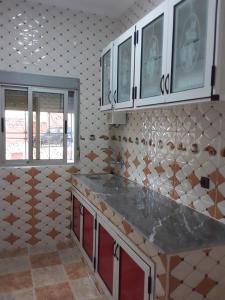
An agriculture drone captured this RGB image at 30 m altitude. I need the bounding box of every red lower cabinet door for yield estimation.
[72,196,80,241]
[82,207,94,261]
[97,224,114,295]
[119,248,145,300]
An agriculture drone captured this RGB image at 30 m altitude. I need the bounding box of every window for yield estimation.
[0,86,78,165]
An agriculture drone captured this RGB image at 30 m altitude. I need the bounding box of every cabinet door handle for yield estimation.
[113,90,117,104]
[114,243,119,260]
[108,90,112,104]
[165,74,170,94]
[160,75,165,95]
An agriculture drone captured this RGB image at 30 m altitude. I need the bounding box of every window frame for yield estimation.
[0,84,79,166]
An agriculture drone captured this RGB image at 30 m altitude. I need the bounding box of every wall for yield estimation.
[0,0,121,250]
[110,0,225,224]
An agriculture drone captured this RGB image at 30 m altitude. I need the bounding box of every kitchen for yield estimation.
[0,0,225,299]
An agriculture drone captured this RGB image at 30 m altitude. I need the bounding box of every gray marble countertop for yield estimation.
[74,173,225,254]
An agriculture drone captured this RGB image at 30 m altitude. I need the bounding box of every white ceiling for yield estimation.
[27,0,136,17]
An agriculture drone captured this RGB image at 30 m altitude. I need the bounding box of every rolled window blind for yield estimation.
[5,90,28,111]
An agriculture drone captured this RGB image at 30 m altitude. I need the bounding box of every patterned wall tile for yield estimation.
[108,0,225,224]
[0,0,122,250]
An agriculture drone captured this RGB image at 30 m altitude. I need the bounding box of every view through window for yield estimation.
[2,87,76,164]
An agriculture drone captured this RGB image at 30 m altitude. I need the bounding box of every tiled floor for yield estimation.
[0,241,107,300]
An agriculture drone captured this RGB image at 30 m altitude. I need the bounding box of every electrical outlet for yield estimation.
[200,177,210,189]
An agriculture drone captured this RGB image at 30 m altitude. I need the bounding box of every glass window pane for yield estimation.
[5,90,28,160]
[141,15,163,98]
[67,91,75,163]
[117,37,132,102]
[32,91,64,160]
[172,0,208,93]
[102,50,111,106]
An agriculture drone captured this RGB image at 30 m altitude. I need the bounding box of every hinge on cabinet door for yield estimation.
[1,117,4,133]
[148,276,152,294]
[100,57,102,67]
[136,30,139,44]
[134,86,137,99]
[211,65,220,101]
[94,218,97,230]
[211,65,216,87]
[99,97,102,106]
[132,87,137,100]
[134,30,139,45]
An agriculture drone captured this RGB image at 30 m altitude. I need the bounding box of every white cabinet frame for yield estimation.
[96,216,153,300]
[71,191,96,271]
[134,1,169,107]
[165,0,218,103]
[113,26,136,110]
[100,42,114,111]
[71,188,155,300]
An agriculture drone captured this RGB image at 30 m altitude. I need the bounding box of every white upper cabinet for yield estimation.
[100,0,223,111]
[134,1,169,107]
[113,26,136,110]
[100,43,114,111]
[165,0,217,103]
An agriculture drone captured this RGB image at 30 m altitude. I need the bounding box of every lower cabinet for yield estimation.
[96,217,152,300]
[71,193,96,269]
[72,195,81,241]
[97,223,115,296]
[82,206,94,262]
[72,191,154,300]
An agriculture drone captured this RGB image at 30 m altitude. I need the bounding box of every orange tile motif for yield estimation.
[3,173,19,184]
[3,213,19,225]
[85,151,98,161]
[133,156,140,168]
[48,171,60,182]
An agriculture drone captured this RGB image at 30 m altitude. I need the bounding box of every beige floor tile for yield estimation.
[0,257,30,274]
[64,261,89,280]
[0,271,32,293]
[28,245,57,256]
[58,247,82,264]
[30,252,61,269]
[0,249,28,260]
[32,265,67,288]
[0,288,34,300]
[35,282,74,300]
[56,240,75,250]
[70,277,101,300]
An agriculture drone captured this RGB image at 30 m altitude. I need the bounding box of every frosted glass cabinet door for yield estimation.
[117,38,132,103]
[171,0,210,93]
[134,1,168,107]
[102,50,111,106]
[113,26,135,109]
[141,16,164,99]
[101,43,113,111]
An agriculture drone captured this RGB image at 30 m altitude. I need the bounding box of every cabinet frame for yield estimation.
[101,0,224,111]
[100,42,114,111]
[71,188,155,300]
[71,190,96,271]
[96,215,153,300]
[134,1,169,107]
[165,0,218,103]
[113,26,136,110]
